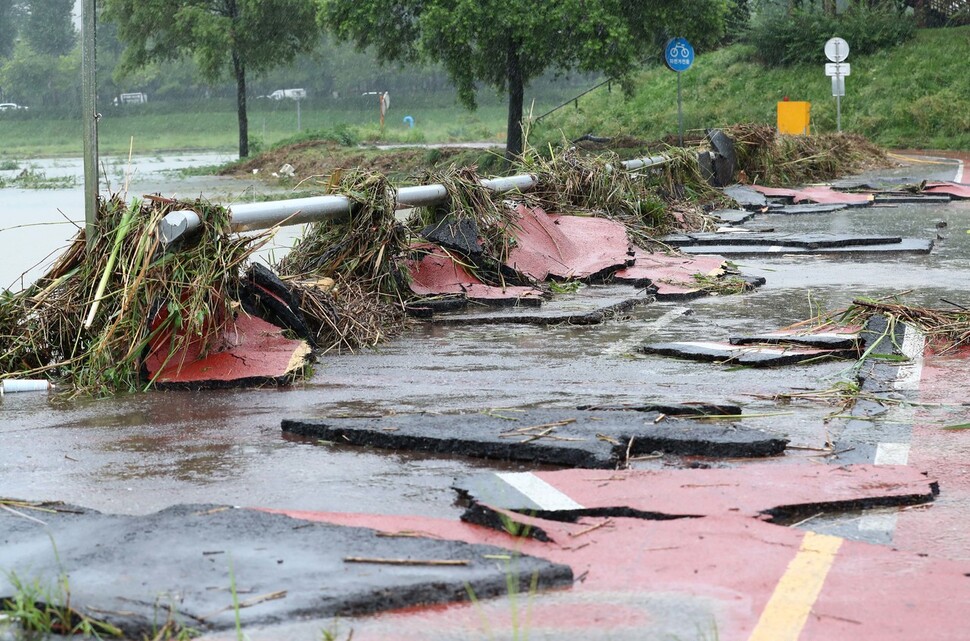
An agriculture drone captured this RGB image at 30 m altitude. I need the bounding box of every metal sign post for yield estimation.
[663,38,695,147]
[81,0,98,253]
[824,37,850,133]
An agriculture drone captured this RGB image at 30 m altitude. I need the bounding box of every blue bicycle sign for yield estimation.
[664,37,695,72]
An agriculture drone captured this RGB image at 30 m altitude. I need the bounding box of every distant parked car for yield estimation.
[0,103,27,111]
[269,88,306,101]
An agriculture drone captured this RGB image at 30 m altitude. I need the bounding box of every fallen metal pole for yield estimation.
[159,155,671,245]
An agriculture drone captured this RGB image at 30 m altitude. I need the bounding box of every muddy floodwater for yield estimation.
[2,153,970,640]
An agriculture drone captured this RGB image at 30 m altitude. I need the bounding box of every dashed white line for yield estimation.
[893,323,925,391]
[873,442,911,466]
[858,512,898,533]
[495,472,584,511]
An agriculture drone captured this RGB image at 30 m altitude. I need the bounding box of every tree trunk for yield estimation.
[233,49,249,158]
[505,38,524,161]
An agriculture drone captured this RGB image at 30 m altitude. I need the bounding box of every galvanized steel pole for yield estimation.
[81,0,99,253]
[158,157,670,245]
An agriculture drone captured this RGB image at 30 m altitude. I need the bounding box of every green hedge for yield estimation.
[746,3,917,66]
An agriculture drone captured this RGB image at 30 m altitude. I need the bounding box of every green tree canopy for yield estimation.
[24,0,76,56]
[321,0,728,158]
[104,0,321,157]
[0,0,21,60]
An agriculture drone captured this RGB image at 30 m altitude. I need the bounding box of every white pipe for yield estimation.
[1,379,53,394]
[159,155,671,245]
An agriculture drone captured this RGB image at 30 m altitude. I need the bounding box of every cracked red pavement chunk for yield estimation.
[144,313,311,385]
[404,244,543,302]
[504,204,631,280]
[922,181,970,199]
[750,184,874,205]
[614,248,727,297]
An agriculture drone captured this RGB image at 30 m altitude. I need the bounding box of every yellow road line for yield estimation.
[887,153,955,165]
[748,531,843,641]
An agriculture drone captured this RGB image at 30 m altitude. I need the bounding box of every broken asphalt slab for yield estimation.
[404,245,543,305]
[639,339,858,367]
[611,250,763,300]
[504,205,632,280]
[747,184,874,206]
[417,285,649,326]
[662,231,933,256]
[281,409,789,469]
[144,314,312,389]
[453,465,937,526]
[0,503,572,638]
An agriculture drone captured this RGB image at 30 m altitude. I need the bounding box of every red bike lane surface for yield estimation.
[893,345,970,562]
[247,504,970,641]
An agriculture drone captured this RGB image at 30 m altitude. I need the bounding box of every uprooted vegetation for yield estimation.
[0,130,891,396]
[726,123,890,186]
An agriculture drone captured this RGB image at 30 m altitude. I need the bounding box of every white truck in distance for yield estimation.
[269,88,306,101]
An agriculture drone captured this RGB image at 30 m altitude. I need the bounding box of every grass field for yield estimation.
[0,102,511,158]
[537,26,970,151]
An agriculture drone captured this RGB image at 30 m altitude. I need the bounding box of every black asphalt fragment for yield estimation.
[711,209,756,225]
[281,409,789,468]
[663,232,904,249]
[663,232,933,256]
[0,503,572,638]
[639,340,857,367]
[426,296,649,326]
[873,194,952,205]
[723,185,769,209]
[729,332,861,350]
[773,203,849,215]
[576,401,743,416]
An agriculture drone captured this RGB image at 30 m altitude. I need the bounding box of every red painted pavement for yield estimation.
[893,345,970,561]
[466,465,935,520]
[144,312,310,385]
[404,244,543,302]
[614,248,727,297]
[923,181,970,199]
[749,184,874,205]
[243,507,970,640]
[504,205,631,280]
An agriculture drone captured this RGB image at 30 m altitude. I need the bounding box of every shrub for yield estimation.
[745,2,916,66]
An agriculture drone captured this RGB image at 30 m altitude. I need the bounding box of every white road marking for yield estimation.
[873,442,911,466]
[858,512,898,533]
[893,323,926,391]
[496,472,584,511]
[956,159,964,184]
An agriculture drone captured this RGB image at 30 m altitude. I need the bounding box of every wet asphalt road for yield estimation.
[1,152,969,639]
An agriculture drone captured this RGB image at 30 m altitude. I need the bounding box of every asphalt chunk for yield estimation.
[282,409,789,468]
[0,503,572,638]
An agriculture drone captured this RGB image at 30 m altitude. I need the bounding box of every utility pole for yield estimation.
[81,0,99,253]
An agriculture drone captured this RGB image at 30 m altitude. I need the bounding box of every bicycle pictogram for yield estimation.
[669,43,690,59]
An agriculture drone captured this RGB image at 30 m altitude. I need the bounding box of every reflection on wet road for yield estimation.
[1,154,968,559]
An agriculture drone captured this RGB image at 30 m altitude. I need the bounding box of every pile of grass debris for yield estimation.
[727,123,889,186]
[841,298,970,353]
[0,197,266,396]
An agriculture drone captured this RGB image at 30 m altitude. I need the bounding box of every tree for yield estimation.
[322,0,728,159]
[103,0,321,157]
[24,0,76,56]
[0,0,20,60]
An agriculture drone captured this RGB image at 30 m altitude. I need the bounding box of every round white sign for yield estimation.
[825,37,850,63]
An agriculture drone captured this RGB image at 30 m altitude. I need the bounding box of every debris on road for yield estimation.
[281,408,789,468]
[454,464,936,526]
[662,231,934,256]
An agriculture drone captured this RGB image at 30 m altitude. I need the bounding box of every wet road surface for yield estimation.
[1,152,969,639]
